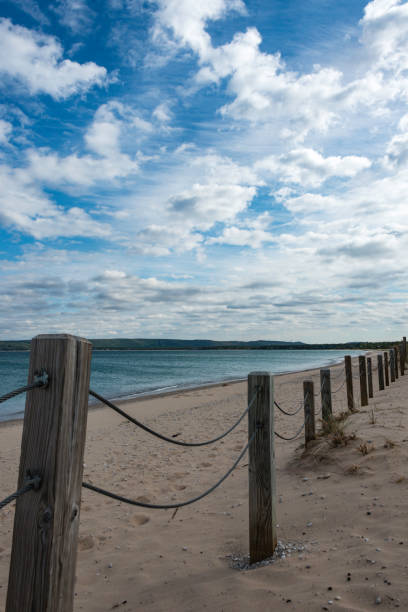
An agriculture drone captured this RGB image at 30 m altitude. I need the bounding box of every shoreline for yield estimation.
[0,351,364,428]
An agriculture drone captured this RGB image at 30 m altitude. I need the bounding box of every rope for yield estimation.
[0,475,41,511]
[330,368,345,380]
[331,378,347,394]
[82,432,255,510]
[314,377,327,397]
[274,399,303,417]
[90,389,256,448]
[275,419,306,441]
[0,370,49,405]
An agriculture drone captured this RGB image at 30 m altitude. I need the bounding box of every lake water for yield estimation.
[0,348,362,422]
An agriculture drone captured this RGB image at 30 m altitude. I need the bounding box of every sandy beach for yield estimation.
[1,354,407,611]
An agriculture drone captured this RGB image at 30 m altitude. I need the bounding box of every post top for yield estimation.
[34,334,91,345]
[248,371,273,376]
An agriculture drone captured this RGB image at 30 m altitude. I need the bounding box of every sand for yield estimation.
[1,354,407,611]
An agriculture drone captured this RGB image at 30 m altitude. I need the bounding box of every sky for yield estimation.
[0,0,408,342]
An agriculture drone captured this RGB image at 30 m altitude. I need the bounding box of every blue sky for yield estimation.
[1,0,407,341]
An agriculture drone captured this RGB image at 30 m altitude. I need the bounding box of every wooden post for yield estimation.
[384,351,390,386]
[377,354,384,391]
[303,380,315,445]
[344,355,354,412]
[248,372,276,564]
[367,357,373,399]
[394,347,399,379]
[359,356,368,407]
[7,334,92,612]
[399,343,405,376]
[403,336,407,364]
[390,349,395,383]
[320,369,332,422]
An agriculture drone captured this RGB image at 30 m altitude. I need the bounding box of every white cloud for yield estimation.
[0,18,107,99]
[256,148,371,187]
[169,182,256,230]
[383,112,408,168]
[152,102,172,123]
[26,102,141,186]
[361,0,408,73]
[134,225,203,255]
[152,0,246,59]
[0,120,12,145]
[0,165,111,239]
[52,0,95,32]
[207,212,274,248]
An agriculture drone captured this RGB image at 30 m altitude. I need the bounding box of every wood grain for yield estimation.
[344,356,354,412]
[248,372,276,564]
[367,357,373,399]
[359,356,368,407]
[377,354,385,391]
[384,351,390,386]
[320,369,332,422]
[6,334,92,612]
[303,380,315,445]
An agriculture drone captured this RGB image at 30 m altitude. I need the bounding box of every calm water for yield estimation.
[0,349,362,422]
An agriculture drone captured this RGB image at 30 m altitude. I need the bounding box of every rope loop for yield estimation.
[89,387,257,448]
[274,419,306,441]
[83,432,255,510]
[274,399,303,417]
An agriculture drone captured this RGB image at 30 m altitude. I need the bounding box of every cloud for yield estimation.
[0,120,12,145]
[207,212,274,248]
[0,18,108,99]
[383,113,408,168]
[133,225,203,255]
[0,165,111,239]
[256,148,371,187]
[152,0,246,59]
[26,102,141,186]
[361,0,408,73]
[10,0,50,24]
[169,182,256,230]
[152,102,172,123]
[52,0,95,32]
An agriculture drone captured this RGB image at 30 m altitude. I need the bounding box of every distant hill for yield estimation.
[0,338,400,351]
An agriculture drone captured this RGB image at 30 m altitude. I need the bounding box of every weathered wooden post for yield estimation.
[384,351,390,386]
[359,356,368,407]
[390,349,396,383]
[399,343,405,376]
[248,372,276,564]
[344,355,354,412]
[403,336,407,364]
[6,334,92,612]
[394,347,399,379]
[320,369,332,422]
[377,354,384,391]
[367,357,373,399]
[303,380,315,445]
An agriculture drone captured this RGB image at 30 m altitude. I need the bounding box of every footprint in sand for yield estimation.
[132,514,150,526]
[135,495,151,504]
[200,462,212,468]
[169,471,189,480]
[173,484,186,491]
[78,535,95,551]
[232,444,243,451]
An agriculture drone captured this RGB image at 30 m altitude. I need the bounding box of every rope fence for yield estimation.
[89,387,256,447]
[83,431,256,510]
[0,333,406,612]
